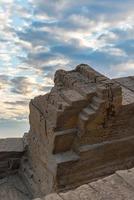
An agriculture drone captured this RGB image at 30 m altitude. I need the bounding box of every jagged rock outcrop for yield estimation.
[19,64,134,198]
[1,64,134,200]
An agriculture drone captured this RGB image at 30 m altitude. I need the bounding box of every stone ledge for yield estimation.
[0,138,24,152]
[38,167,134,200]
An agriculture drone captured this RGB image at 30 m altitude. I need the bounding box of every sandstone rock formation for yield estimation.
[19,64,134,198]
[0,64,134,200]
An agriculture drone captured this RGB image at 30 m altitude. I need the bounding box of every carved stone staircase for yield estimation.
[21,64,134,199]
[78,93,105,136]
[53,128,77,154]
[51,87,107,191]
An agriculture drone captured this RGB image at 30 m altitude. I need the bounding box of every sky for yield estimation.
[0,0,134,138]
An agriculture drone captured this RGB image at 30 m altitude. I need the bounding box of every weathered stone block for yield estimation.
[19,64,134,197]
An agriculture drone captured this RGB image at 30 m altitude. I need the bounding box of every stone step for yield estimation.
[90,102,99,111]
[54,128,77,136]
[92,96,104,106]
[59,184,99,200]
[77,85,96,99]
[56,157,134,193]
[57,101,70,111]
[82,107,95,118]
[79,113,88,122]
[56,135,134,190]
[55,151,80,165]
[53,129,77,154]
[79,107,95,135]
[78,113,89,133]
[116,168,134,188]
[0,138,24,152]
[37,167,134,200]
[61,90,86,107]
[90,173,134,200]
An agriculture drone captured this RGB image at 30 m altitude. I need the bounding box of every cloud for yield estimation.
[16,0,134,66]
[0,75,10,89]
[4,100,28,106]
[0,0,134,123]
[11,76,38,95]
[116,60,134,73]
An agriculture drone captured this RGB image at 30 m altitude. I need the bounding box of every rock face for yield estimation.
[18,64,134,198]
[1,64,134,199]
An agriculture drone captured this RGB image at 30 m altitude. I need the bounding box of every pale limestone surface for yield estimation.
[38,167,134,200]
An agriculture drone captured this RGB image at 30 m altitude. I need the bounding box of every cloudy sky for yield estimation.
[0,0,134,138]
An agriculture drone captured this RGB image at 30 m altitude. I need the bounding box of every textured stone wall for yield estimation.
[0,138,24,178]
[20,64,134,198]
